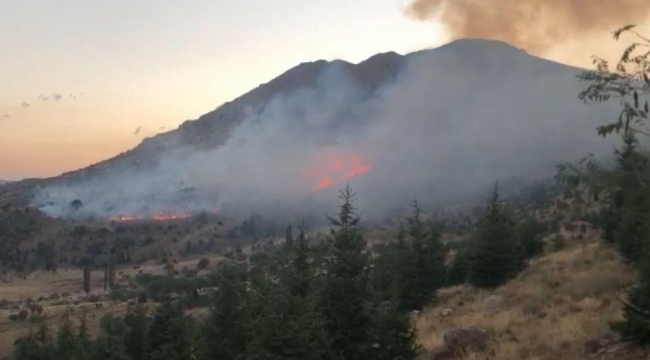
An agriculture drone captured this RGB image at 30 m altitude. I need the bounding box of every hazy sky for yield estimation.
[0,0,645,180]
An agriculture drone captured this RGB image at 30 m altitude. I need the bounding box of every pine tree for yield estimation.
[83,266,91,294]
[93,314,131,360]
[367,300,418,360]
[123,304,149,360]
[291,225,311,298]
[245,278,330,360]
[515,217,545,260]
[612,250,650,344]
[445,243,472,286]
[146,297,192,360]
[320,184,372,360]
[103,264,109,291]
[468,183,520,288]
[200,262,249,360]
[285,224,294,250]
[611,135,650,263]
[54,311,83,360]
[390,200,446,311]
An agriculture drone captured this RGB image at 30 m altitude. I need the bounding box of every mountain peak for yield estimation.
[439,38,527,54]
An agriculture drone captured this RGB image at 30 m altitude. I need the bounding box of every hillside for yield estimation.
[0,190,647,360]
[28,38,621,223]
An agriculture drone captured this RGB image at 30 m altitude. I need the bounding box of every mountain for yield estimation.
[33,39,621,219]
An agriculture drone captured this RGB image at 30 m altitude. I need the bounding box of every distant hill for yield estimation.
[32,38,621,219]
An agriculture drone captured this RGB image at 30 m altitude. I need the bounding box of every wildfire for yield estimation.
[151,212,192,221]
[110,208,220,223]
[110,215,139,222]
[305,150,371,190]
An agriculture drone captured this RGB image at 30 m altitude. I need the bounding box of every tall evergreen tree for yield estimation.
[515,217,545,261]
[612,250,650,345]
[285,224,294,250]
[320,185,372,360]
[245,277,330,360]
[200,262,249,360]
[123,304,149,360]
[468,183,520,288]
[93,314,131,360]
[367,300,418,360]
[392,200,446,311]
[290,225,311,298]
[146,296,192,360]
[611,135,650,263]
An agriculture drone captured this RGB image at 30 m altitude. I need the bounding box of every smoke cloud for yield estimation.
[406,0,650,55]
[33,42,621,222]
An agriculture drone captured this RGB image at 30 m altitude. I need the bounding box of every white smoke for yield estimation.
[33,40,622,221]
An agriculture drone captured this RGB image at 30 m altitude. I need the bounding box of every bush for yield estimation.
[109,288,131,302]
[197,258,210,270]
[87,294,102,303]
[17,309,29,321]
[550,234,566,251]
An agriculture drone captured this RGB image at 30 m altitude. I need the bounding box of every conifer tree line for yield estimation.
[10,184,549,360]
[555,25,650,345]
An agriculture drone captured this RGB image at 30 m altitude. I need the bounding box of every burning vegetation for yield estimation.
[304,150,371,190]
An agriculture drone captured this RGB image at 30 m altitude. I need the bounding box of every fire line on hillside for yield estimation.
[109,209,219,223]
[305,150,371,190]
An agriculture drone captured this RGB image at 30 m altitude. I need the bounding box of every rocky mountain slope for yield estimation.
[32,38,621,220]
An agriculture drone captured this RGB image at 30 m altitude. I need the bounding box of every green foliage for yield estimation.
[93,314,130,360]
[10,185,421,360]
[245,277,330,360]
[612,258,650,345]
[200,262,250,360]
[515,217,545,260]
[320,185,372,360]
[557,25,650,345]
[445,241,473,286]
[373,200,446,311]
[83,267,91,294]
[146,297,192,360]
[468,184,521,288]
[123,305,149,360]
[367,301,418,360]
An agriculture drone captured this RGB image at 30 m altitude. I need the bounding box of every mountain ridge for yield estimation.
[51,38,580,184]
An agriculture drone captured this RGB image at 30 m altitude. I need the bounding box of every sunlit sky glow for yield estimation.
[0,0,643,180]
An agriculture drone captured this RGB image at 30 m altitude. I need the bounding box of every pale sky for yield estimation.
[0,1,641,180]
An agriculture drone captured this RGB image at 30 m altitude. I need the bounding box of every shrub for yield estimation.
[17,309,29,321]
[87,294,102,303]
[197,258,210,270]
[550,234,566,251]
[109,288,131,302]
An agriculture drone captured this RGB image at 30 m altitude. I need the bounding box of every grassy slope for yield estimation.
[415,230,646,359]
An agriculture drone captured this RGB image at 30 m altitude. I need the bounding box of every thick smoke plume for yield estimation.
[34,41,621,222]
[406,0,650,55]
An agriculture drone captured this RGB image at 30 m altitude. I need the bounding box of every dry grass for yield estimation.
[415,235,637,360]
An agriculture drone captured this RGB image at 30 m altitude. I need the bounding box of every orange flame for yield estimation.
[109,208,220,223]
[305,150,371,190]
[110,215,139,222]
[151,213,192,221]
